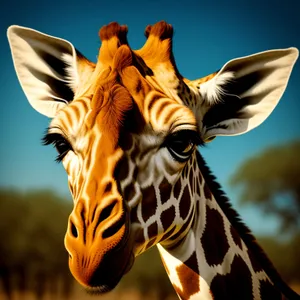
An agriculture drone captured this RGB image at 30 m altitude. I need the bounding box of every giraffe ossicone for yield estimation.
[7,21,299,299]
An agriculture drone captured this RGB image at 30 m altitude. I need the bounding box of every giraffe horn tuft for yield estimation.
[144,25,152,38]
[147,21,173,41]
[136,21,181,79]
[99,22,128,44]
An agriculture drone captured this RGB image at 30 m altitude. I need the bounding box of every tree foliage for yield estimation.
[258,233,300,283]
[0,189,74,299]
[229,140,300,233]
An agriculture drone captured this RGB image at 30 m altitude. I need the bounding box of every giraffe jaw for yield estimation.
[84,251,135,295]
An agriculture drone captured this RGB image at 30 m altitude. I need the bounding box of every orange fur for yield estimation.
[96,22,129,70]
[136,21,180,77]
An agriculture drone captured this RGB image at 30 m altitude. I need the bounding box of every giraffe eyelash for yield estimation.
[164,130,205,147]
[163,130,205,163]
[42,131,73,163]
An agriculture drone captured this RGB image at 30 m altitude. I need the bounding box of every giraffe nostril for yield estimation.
[92,200,118,240]
[98,200,117,223]
[70,220,78,238]
[92,200,125,239]
[104,182,112,194]
[102,214,124,238]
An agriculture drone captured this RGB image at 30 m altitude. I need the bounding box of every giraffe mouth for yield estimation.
[85,251,135,294]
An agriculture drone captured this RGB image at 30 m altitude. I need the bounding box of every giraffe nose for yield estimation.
[67,200,123,241]
[64,198,128,287]
[66,198,125,246]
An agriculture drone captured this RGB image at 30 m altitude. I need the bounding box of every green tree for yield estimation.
[257,233,300,283]
[0,189,73,299]
[229,140,300,233]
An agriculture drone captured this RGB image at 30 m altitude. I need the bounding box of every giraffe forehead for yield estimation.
[51,98,90,137]
[51,80,133,137]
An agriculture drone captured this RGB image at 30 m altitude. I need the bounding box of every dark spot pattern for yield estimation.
[230,225,243,250]
[210,255,253,300]
[248,248,263,273]
[115,156,128,181]
[189,169,193,186]
[189,169,195,194]
[201,206,229,266]
[203,182,212,200]
[184,252,199,275]
[141,185,157,222]
[179,185,191,220]
[173,178,181,199]
[159,178,172,204]
[260,279,282,300]
[123,182,135,202]
[161,205,176,231]
[148,222,158,239]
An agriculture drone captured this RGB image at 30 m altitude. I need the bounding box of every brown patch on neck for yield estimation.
[175,257,200,299]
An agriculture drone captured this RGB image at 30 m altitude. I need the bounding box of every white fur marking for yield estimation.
[61,53,79,91]
[200,71,235,104]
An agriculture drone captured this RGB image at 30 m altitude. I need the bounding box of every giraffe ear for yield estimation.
[198,48,298,140]
[7,25,92,118]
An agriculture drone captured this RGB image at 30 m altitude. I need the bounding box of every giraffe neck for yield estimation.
[157,151,288,300]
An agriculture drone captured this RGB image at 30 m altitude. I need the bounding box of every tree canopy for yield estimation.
[229,140,300,233]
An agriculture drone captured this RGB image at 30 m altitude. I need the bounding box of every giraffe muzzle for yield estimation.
[64,197,134,290]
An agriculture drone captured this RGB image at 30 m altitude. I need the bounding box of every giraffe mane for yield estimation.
[196,151,299,300]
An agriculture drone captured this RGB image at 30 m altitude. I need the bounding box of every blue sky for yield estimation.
[1,0,299,237]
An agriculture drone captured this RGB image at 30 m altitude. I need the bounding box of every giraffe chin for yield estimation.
[83,251,135,294]
[84,252,135,295]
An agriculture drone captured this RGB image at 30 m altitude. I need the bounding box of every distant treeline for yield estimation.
[0,189,73,299]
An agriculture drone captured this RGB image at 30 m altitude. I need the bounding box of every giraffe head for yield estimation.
[7,21,298,293]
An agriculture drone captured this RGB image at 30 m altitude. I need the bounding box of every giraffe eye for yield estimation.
[42,132,73,163]
[164,130,200,163]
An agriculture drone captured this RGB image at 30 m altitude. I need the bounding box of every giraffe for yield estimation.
[7,21,299,300]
